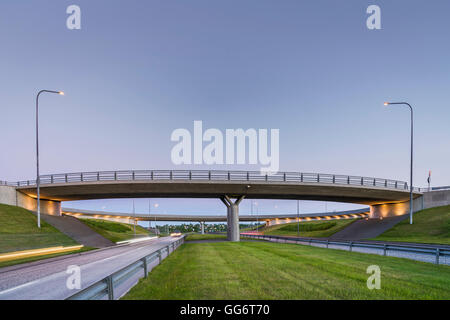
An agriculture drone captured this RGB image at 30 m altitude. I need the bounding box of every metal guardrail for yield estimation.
[417,186,450,192]
[244,234,450,265]
[67,236,185,300]
[3,169,421,192]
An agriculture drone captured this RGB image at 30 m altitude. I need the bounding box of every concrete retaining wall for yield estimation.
[422,190,450,209]
[370,189,450,218]
[0,186,61,216]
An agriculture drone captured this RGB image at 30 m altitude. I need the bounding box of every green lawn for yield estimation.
[185,234,227,241]
[123,241,450,300]
[262,219,357,238]
[371,205,450,245]
[79,218,152,243]
[0,203,78,254]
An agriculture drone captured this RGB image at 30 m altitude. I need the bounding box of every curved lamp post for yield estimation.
[384,101,414,224]
[36,90,64,228]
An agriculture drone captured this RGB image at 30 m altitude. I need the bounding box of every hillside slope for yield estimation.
[371,205,450,245]
[0,203,78,253]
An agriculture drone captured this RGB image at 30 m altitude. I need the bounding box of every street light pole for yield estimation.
[384,101,414,224]
[297,200,300,237]
[36,90,64,228]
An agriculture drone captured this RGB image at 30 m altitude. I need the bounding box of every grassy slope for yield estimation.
[0,246,94,269]
[123,241,450,300]
[371,205,450,245]
[0,203,78,254]
[79,218,151,243]
[262,219,357,238]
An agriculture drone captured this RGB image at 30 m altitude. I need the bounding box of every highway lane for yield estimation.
[0,236,181,300]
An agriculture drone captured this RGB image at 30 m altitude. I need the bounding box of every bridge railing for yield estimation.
[244,234,450,265]
[6,169,420,192]
[67,236,185,300]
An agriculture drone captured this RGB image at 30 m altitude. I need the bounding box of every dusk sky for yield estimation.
[1,1,449,220]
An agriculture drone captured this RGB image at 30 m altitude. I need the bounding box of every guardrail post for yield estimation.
[141,257,148,278]
[373,178,376,186]
[97,172,100,181]
[395,181,398,188]
[107,275,114,300]
[383,244,387,256]
[349,242,353,252]
[51,175,54,183]
[65,174,68,183]
[385,179,387,187]
[81,173,83,182]
[208,171,211,180]
[347,176,350,184]
[283,173,286,181]
[132,171,135,180]
[300,173,303,182]
[189,171,192,180]
[326,240,329,248]
[332,175,335,184]
[317,174,319,182]
[170,171,173,180]
[228,172,231,180]
[247,172,250,181]
[360,177,363,185]
[114,172,117,180]
[436,249,440,265]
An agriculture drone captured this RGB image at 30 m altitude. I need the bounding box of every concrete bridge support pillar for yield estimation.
[220,195,245,242]
[200,221,205,234]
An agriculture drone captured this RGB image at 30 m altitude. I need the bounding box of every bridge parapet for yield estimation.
[7,170,419,192]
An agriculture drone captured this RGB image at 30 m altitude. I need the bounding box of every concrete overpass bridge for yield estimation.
[0,169,439,241]
[61,207,370,233]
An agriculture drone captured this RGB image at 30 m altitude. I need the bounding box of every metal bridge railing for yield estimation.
[244,234,450,265]
[3,169,420,192]
[67,236,185,300]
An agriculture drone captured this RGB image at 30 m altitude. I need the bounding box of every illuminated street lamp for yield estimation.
[384,101,414,224]
[36,90,64,228]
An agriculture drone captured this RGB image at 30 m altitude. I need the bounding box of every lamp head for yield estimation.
[58,91,65,96]
[384,102,390,106]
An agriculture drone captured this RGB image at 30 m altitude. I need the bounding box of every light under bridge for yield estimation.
[62,207,370,233]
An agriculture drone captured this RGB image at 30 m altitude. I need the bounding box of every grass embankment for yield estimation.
[0,203,85,268]
[123,241,450,300]
[261,219,357,238]
[0,203,78,254]
[371,205,450,245]
[79,218,151,243]
[0,246,94,269]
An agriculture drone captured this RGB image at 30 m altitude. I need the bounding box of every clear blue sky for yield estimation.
[1,1,449,219]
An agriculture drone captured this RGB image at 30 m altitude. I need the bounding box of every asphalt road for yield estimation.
[0,236,181,300]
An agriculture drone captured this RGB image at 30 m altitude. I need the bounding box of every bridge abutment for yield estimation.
[0,186,61,216]
[220,195,245,242]
[369,196,424,219]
